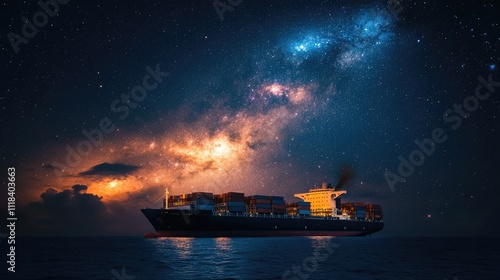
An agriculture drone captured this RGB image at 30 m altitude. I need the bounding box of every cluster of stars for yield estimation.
[285,9,394,68]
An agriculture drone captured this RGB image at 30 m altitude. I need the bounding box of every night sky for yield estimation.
[1,0,499,236]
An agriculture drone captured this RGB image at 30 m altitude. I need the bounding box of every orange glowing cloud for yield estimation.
[259,82,313,105]
[25,81,324,204]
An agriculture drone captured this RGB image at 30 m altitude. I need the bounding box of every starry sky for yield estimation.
[0,0,499,236]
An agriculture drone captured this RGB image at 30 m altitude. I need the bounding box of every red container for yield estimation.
[247,199,271,205]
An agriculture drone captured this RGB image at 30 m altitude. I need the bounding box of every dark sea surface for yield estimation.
[6,236,500,279]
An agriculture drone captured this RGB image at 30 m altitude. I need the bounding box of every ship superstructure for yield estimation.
[294,182,346,217]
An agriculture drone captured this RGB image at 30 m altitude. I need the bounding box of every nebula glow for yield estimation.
[26,79,322,202]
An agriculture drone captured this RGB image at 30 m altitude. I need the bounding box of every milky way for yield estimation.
[285,9,393,67]
[14,7,397,205]
[29,9,397,205]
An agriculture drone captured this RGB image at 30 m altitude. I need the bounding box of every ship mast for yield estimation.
[165,188,169,209]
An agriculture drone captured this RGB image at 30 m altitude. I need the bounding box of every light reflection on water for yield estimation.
[13,237,498,279]
[215,237,233,251]
[166,237,194,260]
[149,236,337,279]
[308,236,337,250]
[214,238,234,275]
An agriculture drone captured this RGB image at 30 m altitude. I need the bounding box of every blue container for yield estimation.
[255,203,271,209]
[297,210,311,215]
[197,205,215,210]
[250,195,271,200]
[196,199,214,205]
[272,200,286,205]
[355,211,366,218]
[227,201,244,207]
[227,206,245,212]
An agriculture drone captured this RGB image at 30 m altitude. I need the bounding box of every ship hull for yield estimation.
[141,209,383,237]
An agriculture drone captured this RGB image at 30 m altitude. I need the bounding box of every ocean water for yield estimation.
[6,236,500,279]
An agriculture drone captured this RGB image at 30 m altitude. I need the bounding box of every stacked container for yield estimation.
[214,192,245,212]
[168,192,214,210]
[271,196,286,214]
[365,204,383,221]
[341,202,366,220]
[192,192,215,211]
[168,195,181,207]
[168,194,191,208]
[246,195,272,214]
[286,201,311,216]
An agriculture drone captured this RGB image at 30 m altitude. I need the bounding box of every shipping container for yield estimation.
[215,192,246,203]
[248,195,271,200]
[227,201,244,207]
[225,197,245,202]
[197,205,215,211]
[341,202,365,207]
[227,206,245,212]
[287,201,311,207]
[254,203,271,209]
[249,208,272,214]
[297,210,311,215]
[286,201,311,216]
[217,202,244,207]
[225,192,245,197]
[355,212,366,219]
[196,199,215,205]
[247,199,271,205]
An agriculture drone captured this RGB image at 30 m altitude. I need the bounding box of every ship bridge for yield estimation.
[294,183,346,217]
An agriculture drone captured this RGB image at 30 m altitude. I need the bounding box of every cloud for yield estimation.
[78,162,141,177]
[20,184,156,236]
[30,185,105,213]
[22,185,106,235]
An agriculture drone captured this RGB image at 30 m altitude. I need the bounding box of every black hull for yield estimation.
[141,209,383,237]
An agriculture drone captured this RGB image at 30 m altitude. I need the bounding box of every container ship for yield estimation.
[141,183,383,237]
